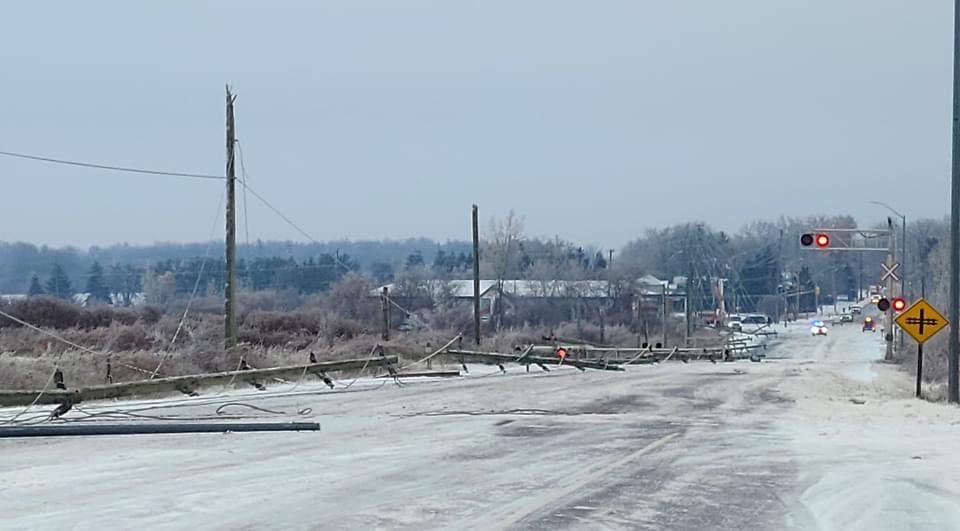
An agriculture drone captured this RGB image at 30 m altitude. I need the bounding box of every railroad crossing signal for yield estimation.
[895,298,949,345]
[881,262,900,282]
[892,297,907,312]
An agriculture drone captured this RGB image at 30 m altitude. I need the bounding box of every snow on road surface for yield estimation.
[3,320,960,530]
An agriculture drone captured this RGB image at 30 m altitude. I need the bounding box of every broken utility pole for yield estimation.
[224,86,239,352]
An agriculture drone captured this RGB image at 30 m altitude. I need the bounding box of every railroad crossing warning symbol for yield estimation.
[895,298,948,345]
[881,262,901,282]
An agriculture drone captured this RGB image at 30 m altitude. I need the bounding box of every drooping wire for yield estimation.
[0,307,146,425]
[237,178,356,274]
[149,187,227,379]
[237,141,252,249]
[0,149,224,180]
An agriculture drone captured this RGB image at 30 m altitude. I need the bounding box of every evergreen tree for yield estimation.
[433,250,448,273]
[369,261,394,284]
[594,251,608,270]
[44,263,73,299]
[27,274,44,297]
[405,250,425,270]
[85,262,111,303]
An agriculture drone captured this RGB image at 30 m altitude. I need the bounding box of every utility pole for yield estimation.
[901,215,907,300]
[717,278,726,326]
[224,86,238,352]
[885,217,895,361]
[858,252,863,301]
[472,205,481,346]
[795,272,801,320]
[661,283,668,347]
[831,268,837,314]
[381,286,390,341]
[951,0,960,403]
[776,228,784,321]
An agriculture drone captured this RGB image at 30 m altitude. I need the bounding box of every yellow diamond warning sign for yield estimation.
[894,298,949,345]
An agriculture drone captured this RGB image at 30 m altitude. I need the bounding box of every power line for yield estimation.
[239,179,356,273]
[0,149,225,181]
[236,142,252,249]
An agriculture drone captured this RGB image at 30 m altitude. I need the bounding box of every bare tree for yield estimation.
[483,210,525,281]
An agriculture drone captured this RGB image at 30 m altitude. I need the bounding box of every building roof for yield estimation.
[374,277,679,299]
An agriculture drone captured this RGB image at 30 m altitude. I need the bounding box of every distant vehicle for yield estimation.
[725,315,742,331]
[870,295,881,304]
[862,316,876,332]
[738,314,769,332]
[839,314,854,323]
[811,320,828,336]
[850,305,862,315]
[741,314,768,326]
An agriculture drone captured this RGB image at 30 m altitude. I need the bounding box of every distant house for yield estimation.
[73,292,146,308]
[373,276,684,321]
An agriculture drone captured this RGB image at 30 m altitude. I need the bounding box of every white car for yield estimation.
[811,321,828,336]
[725,315,742,331]
[740,314,769,331]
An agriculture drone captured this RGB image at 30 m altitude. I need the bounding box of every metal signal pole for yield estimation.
[951,0,960,403]
[225,86,238,351]
[886,217,895,361]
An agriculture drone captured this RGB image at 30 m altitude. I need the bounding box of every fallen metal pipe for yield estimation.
[0,422,319,438]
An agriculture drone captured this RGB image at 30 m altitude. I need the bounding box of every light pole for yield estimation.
[871,201,906,300]
[950,0,960,404]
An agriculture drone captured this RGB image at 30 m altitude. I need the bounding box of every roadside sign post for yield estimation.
[895,298,949,399]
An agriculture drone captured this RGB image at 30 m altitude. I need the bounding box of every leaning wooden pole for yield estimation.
[224,86,239,351]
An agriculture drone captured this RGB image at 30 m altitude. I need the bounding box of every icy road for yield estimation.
[4,322,960,530]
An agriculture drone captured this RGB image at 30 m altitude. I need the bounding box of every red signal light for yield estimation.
[815,233,830,248]
[892,298,907,312]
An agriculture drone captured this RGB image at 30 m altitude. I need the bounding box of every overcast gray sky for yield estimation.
[0,1,952,249]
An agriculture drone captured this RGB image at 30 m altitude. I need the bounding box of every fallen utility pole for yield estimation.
[0,356,398,407]
[0,422,319,438]
[519,343,758,355]
[444,349,624,372]
[376,370,461,379]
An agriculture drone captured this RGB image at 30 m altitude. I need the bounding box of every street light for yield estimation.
[870,201,906,299]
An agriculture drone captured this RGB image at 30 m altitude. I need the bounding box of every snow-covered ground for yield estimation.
[2,318,960,530]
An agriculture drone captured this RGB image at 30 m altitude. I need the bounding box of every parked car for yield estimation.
[839,314,854,323]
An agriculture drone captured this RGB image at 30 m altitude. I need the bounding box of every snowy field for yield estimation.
[3,315,960,530]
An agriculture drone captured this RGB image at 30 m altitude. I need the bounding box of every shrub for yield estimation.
[3,297,81,330]
[139,305,163,324]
